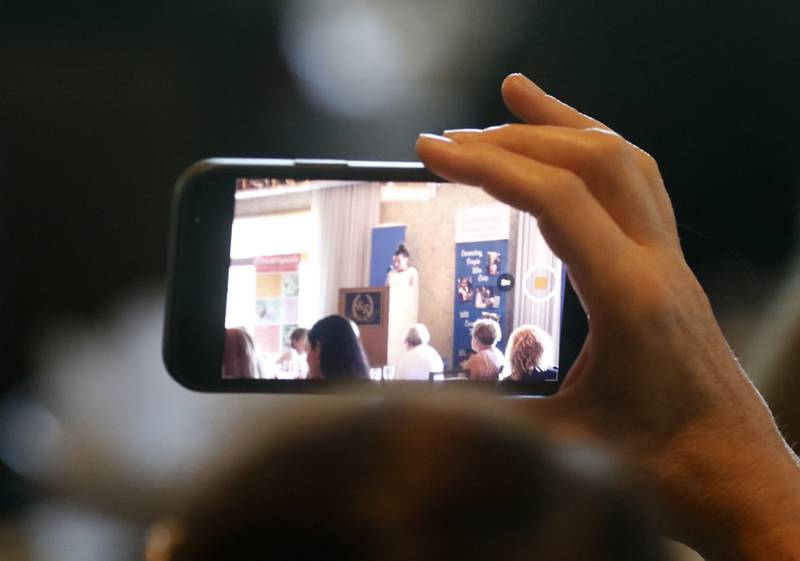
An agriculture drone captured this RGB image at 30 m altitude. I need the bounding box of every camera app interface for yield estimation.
[223,178,564,383]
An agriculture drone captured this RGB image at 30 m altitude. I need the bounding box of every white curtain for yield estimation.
[513,212,563,367]
[311,182,381,317]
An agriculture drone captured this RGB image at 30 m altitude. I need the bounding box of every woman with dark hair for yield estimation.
[306,315,370,380]
[385,243,419,287]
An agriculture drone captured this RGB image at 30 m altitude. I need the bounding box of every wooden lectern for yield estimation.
[338,285,419,368]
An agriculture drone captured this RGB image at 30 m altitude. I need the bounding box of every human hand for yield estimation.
[417,74,800,560]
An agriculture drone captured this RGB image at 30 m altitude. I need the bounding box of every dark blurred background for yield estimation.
[1,1,798,559]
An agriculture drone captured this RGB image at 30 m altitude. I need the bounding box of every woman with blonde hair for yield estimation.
[504,325,557,382]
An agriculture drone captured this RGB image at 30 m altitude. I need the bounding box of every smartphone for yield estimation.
[163,158,586,394]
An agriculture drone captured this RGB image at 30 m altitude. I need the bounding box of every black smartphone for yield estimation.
[163,158,586,394]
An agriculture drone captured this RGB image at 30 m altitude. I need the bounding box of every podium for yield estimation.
[338,285,419,368]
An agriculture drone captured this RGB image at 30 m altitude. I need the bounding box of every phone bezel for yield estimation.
[163,158,586,394]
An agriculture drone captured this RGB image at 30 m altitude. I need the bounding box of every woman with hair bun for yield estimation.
[385,243,419,287]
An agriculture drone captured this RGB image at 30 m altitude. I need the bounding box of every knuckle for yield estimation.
[637,150,661,177]
[583,128,631,161]
[493,123,525,138]
[554,170,590,204]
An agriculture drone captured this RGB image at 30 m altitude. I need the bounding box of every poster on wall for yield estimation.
[452,240,509,367]
[452,205,510,368]
[253,253,301,356]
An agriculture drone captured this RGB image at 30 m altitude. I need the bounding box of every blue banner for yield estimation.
[452,239,509,367]
[370,225,406,287]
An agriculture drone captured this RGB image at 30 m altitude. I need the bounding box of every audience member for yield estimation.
[461,319,505,381]
[306,315,369,380]
[396,323,444,380]
[275,327,309,378]
[503,325,558,382]
[155,400,668,561]
[222,327,263,379]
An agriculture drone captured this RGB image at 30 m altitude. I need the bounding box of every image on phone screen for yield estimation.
[223,177,564,384]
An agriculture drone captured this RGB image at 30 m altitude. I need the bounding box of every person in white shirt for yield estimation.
[275,327,309,378]
[396,323,444,380]
[385,244,419,287]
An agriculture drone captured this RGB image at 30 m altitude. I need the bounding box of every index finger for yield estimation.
[502,74,612,131]
[415,134,629,288]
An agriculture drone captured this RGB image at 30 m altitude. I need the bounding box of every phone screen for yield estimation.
[222,177,564,384]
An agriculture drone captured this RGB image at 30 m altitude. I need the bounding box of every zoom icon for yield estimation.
[496,273,515,292]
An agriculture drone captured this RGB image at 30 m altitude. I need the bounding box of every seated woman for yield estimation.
[396,323,444,380]
[503,324,558,382]
[274,327,309,378]
[306,315,370,380]
[222,327,263,379]
[461,318,505,381]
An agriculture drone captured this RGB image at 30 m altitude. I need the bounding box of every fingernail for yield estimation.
[507,72,540,91]
[443,128,482,136]
[418,133,454,143]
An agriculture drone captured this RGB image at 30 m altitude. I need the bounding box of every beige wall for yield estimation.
[380,184,519,366]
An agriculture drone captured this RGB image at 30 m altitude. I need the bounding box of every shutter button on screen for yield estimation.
[522,266,559,302]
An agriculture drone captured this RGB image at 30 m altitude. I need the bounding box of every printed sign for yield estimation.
[253,254,301,355]
[451,204,511,366]
[454,204,510,243]
[452,239,509,366]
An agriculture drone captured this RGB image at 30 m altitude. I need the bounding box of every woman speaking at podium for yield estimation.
[385,243,419,287]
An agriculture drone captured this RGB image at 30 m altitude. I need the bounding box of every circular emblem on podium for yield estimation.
[350,293,376,323]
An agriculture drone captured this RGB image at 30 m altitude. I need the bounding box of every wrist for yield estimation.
[725,450,800,561]
[657,419,800,560]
